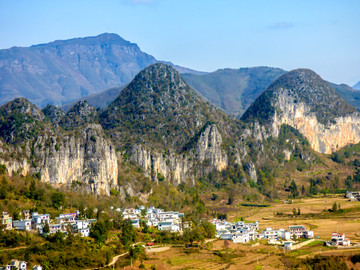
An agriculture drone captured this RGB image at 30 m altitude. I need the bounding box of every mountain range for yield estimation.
[1,34,360,202]
[1,33,359,119]
[0,62,359,200]
[0,33,200,108]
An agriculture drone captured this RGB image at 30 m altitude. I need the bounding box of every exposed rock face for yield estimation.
[0,124,118,195]
[243,69,360,154]
[129,124,228,185]
[0,65,234,196]
[244,162,257,182]
[271,89,360,154]
[196,124,228,171]
[130,144,193,185]
[42,104,65,123]
[38,124,118,195]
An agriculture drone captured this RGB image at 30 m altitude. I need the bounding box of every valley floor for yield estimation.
[116,195,360,269]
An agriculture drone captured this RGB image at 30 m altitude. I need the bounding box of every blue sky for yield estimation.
[0,0,359,85]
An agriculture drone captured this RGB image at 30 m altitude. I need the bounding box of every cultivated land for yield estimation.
[116,195,360,269]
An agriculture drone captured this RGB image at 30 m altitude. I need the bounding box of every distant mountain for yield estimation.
[182,67,286,117]
[353,81,360,90]
[329,82,360,111]
[60,86,125,112]
[0,33,205,109]
[0,33,157,107]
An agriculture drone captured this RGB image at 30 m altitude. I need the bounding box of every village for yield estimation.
[0,203,354,269]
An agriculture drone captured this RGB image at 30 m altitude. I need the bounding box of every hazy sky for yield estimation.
[0,0,359,85]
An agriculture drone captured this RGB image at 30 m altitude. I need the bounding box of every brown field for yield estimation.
[242,196,360,241]
[115,195,360,269]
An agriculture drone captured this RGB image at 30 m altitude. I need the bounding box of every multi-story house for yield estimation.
[13,219,32,231]
[0,212,12,230]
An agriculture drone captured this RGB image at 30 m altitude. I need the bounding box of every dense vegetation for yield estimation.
[100,63,232,150]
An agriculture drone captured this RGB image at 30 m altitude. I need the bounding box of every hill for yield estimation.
[100,63,230,150]
[242,69,360,154]
[329,82,360,111]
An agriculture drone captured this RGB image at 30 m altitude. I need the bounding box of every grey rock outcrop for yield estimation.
[196,124,228,171]
[129,124,229,186]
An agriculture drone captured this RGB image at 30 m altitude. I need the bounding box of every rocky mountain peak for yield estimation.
[242,68,356,126]
[242,69,360,154]
[33,33,131,48]
[42,104,65,123]
[0,98,44,121]
[100,63,227,149]
[60,101,98,129]
[0,98,46,144]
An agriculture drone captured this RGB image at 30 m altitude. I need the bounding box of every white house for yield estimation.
[13,220,32,231]
[331,233,351,246]
[10,260,27,270]
[262,228,279,239]
[278,229,291,240]
[220,233,233,240]
[55,214,75,224]
[232,233,250,244]
[78,228,90,237]
[131,219,140,229]
[75,220,90,230]
[284,241,293,250]
[32,213,50,230]
[288,225,306,238]
[158,221,179,232]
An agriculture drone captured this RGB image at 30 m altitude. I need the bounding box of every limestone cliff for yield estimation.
[0,123,118,195]
[129,123,228,185]
[271,89,360,154]
[37,124,118,195]
[242,69,360,154]
[196,124,228,171]
[0,99,118,195]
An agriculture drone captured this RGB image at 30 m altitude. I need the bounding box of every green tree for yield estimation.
[90,220,108,244]
[29,180,36,199]
[43,223,50,234]
[332,202,338,212]
[51,191,65,209]
[227,194,234,205]
[0,164,6,175]
[118,219,137,248]
[0,186,7,199]
[129,244,145,264]
[289,180,299,198]
[201,220,216,239]
[211,194,218,201]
